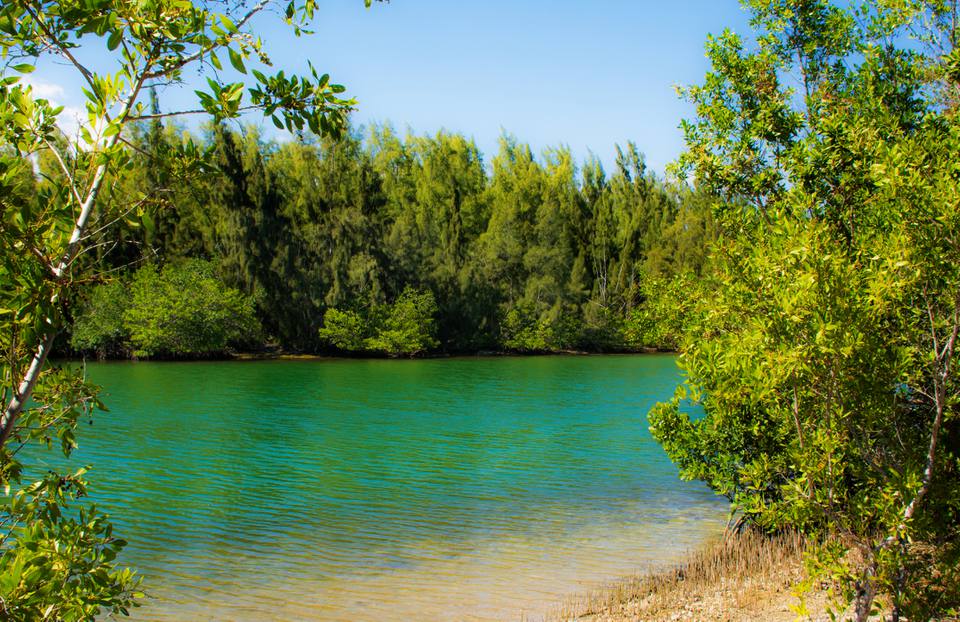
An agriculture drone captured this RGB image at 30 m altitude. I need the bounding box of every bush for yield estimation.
[317,308,366,351]
[124,260,260,357]
[363,287,439,356]
[318,287,439,357]
[650,2,960,617]
[71,281,130,358]
[622,274,697,351]
[499,302,582,352]
[500,304,554,352]
[576,302,625,351]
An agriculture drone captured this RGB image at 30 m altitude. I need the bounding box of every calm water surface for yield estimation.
[47,355,726,621]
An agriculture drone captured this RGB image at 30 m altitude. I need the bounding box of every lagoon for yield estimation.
[50,355,726,620]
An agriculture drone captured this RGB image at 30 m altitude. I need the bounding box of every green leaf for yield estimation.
[106,30,122,51]
[220,14,238,33]
[224,83,243,102]
[11,63,35,74]
[228,48,246,74]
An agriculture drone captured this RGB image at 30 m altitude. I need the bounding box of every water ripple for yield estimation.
[42,355,729,620]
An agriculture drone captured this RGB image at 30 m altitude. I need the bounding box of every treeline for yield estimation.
[66,121,715,357]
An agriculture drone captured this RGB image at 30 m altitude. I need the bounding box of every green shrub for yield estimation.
[622,274,697,351]
[71,281,130,358]
[319,287,439,357]
[124,260,260,357]
[576,302,625,351]
[650,1,960,617]
[317,308,367,351]
[500,302,581,352]
[363,287,439,356]
[500,304,553,352]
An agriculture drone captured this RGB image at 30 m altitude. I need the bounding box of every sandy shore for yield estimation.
[541,530,833,622]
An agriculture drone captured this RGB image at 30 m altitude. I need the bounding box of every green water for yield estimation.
[47,355,726,620]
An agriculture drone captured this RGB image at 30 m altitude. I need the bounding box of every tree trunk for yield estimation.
[854,566,877,622]
[0,331,56,447]
[0,157,113,447]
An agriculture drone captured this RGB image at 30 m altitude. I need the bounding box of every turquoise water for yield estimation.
[45,355,726,620]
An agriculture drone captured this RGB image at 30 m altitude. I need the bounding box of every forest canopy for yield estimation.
[65,122,716,358]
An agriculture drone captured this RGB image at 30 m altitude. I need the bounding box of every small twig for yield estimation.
[27,245,59,280]
[79,195,153,242]
[126,103,261,122]
[19,2,96,89]
[41,138,85,208]
[141,0,271,80]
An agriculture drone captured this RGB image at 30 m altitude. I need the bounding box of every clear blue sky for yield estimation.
[32,0,752,175]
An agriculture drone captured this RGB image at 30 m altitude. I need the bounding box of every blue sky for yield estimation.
[30,0,752,174]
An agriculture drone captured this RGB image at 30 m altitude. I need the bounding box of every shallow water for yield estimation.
[45,355,726,621]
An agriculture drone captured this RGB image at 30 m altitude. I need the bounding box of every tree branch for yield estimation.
[0,331,56,447]
[141,0,271,80]
[126,105,258,122]
[882,290,960,549]
[41,138,84,208]
[925,288,940,355]
[18,1,95,90]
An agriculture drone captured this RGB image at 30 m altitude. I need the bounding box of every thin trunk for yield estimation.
[898,292,958,526]
[0,61,148,447]
[854,565,878,622]
[791,383,816,499]
[0,331,56,446]
[857,292,959,619]
[0,160,110,447]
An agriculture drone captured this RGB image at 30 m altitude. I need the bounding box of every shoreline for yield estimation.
[544,530,828,622]
[58,348,675,364]
[234,347,669,361]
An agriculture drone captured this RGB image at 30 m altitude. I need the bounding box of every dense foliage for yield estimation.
[72,125,715,357]
[69,281,128,358]
[320,286,439,357]
[650,1,960,619]
[72,260,259,358]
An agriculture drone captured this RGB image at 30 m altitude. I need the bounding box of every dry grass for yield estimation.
[541,529,827,622]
